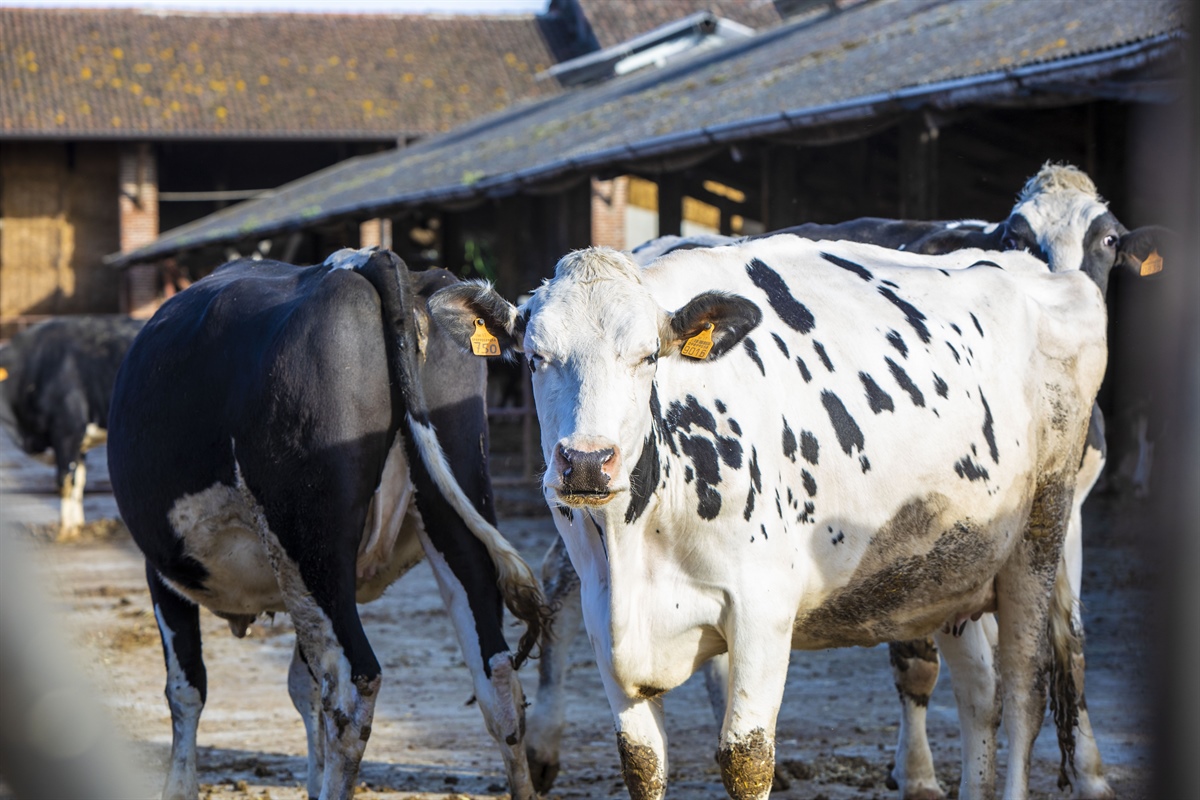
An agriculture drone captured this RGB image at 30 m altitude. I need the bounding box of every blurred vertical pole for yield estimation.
[0,524,141,799]
[1154,15,1198,800]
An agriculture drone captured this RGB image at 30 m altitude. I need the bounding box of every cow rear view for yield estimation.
[0,315,143,538]
[107,248,544,800]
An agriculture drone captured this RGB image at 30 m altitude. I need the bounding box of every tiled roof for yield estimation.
[1,7,568,139]
[576,0,788,48]
[112,0,1186,265]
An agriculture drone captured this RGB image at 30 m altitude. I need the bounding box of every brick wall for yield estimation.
[118,143,160,317]
[591,176,628,249]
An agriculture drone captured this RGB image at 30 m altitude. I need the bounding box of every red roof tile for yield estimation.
[1,7,567,139]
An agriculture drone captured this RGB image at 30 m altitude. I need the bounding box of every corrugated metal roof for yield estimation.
[111,0,1187,266]
[1,7,568,140]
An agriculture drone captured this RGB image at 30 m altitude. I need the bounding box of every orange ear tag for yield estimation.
[681,323,715,360]
[1140,250,1163,276]
[470,318,501,357]
[0,367,7,381]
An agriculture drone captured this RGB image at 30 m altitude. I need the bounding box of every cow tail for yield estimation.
[355,249,547,667]
[1047,558,1080,790]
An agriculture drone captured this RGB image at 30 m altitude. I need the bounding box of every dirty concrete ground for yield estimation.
[0,434,1158,800]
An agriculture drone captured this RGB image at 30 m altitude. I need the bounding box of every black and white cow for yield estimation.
[524,163,1167,800]
[430,235,1109,800]
[106,248,546,800]
[0,315,143,537]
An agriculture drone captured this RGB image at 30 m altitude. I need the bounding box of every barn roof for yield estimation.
[110,0,1187,266]
[0,7,571,140]
[573,0,790,49]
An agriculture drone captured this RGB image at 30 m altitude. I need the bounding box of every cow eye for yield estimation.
[1001,234,1019,251]
[526,354,542,373]
[641,352,659,366]
[1102,234,1119,248]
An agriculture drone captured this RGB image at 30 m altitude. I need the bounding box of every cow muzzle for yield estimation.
[551,441,622,506]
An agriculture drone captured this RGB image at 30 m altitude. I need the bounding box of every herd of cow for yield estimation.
[0,163,1173,800]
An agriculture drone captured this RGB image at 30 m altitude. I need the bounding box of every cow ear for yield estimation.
[1115,226,1174,277]
[427,282,524,357]
[666,291,762,361]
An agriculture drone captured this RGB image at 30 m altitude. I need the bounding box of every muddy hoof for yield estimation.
[527,751,560,795]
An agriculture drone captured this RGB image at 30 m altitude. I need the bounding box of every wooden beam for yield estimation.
[899,113,939,219]
[761,144,798,230]
[657,173,683,236]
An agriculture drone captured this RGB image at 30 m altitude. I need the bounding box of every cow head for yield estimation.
[1002,162,1169,295]
[429,248,760,511]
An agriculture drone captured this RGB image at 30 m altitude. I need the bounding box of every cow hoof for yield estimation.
[1072,778,1115,800]
[527,750,560,794]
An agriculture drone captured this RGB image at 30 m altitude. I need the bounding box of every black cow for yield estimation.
[107,247,546,800]
[0,315,143,538]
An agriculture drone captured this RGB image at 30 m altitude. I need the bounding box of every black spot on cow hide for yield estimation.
[715,399,727,413]
[800,430,819,465]
[782,418,798,462]
[950,323,962,335]
[946,342,961,363]
[743,338,765,376]
[821,391,865,456]
[886,330,908,359]
[821,251,873,282]
[746,258,815,334]
[801,469,817,497]
[860,455,871,473]
[743,486,756,521]
[728,418,741,436]
[749,447,762,493]
[878,286,931,344]
[625,433,660,524]
[795,356,812,383]
[970,312,984,337]
[859,372,895,414]
[771,333,789,358]
[933,374,949,399]
[954,455,990,482]
[886,357,925,407]
[813,341,834,373]
[980,391,999,464]
[799,501,815,523]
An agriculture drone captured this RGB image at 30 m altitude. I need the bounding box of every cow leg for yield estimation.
[287,641,325,800]
[147,564,205,800]
[996,481,1075,800]
[417,528,536,800]
[887,637,946,800]
[717,620,792,800]
[1061,509,1113,800]
[250,503,380,800]
[936,617,1001,800]
[53,443,86,539]
[526,535,583,793]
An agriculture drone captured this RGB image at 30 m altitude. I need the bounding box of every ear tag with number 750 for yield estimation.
[470,318,501,356]
[681,323,714,360]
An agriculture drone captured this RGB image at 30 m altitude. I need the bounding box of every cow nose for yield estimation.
[555,444,620,495]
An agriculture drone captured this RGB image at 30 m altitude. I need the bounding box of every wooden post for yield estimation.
[899,113,939,219]
[761,144,798,231]
[657,173,683,236]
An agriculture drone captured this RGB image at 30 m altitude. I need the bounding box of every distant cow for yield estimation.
[431,236,1109,800]
[107,248,546,800]
[0,315,143,537]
